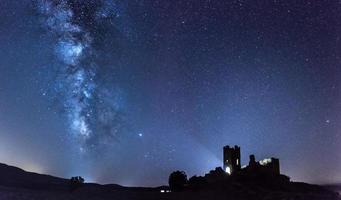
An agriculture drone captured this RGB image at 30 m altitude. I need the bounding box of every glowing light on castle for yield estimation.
[225,166,231,175]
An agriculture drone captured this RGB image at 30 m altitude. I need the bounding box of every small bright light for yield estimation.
[259,158,272,165]
[160,190,165,193]
[225,166,231,175]
[138,133,143,137]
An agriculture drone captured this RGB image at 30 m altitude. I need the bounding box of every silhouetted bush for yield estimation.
[69,176,84,191]
[188,176,207,190]
[168,171,187,191]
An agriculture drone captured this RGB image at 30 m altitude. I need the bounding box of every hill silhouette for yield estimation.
[0,162,339,200]
[0,163,69,190]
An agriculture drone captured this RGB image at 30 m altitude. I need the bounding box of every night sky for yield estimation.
[0,0,340,186]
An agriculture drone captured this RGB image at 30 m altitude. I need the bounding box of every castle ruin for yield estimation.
[223,145,280,175]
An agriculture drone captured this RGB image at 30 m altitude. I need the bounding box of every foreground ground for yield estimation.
[0,163,339,200]
[0,182,339,200]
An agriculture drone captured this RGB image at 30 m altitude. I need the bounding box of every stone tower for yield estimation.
[223,145,241,174]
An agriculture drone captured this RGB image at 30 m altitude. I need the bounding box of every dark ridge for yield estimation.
[0,162,339,200]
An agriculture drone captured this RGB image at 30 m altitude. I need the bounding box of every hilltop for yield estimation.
[0,162,339,200]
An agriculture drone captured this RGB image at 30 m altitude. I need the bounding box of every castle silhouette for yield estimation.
[223,145,280,175]
[202,145,283,183]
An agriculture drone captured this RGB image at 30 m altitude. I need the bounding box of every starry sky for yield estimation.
[0,0,340,186]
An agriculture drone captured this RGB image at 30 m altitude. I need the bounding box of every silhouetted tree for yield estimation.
[188,175,207,190]
[69,176,84,191]
[168,171,187,191]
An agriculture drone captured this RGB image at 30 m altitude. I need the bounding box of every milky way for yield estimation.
[36,0,126,152]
